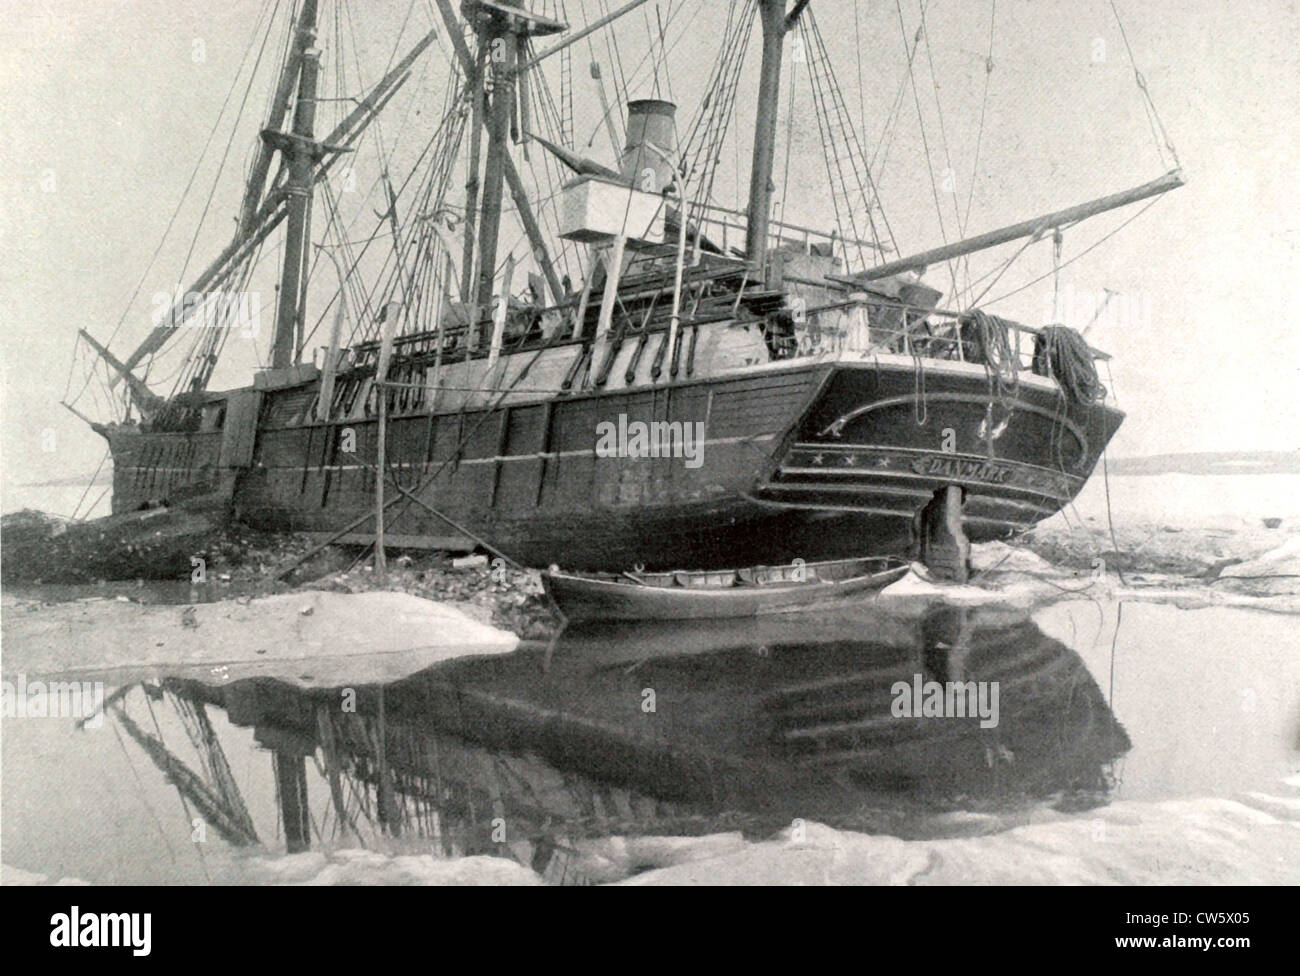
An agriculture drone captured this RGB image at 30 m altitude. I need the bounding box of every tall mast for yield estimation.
[238,6,312,239]
[460,43,487,301]
[271,0,322,369]
[745,0,808,268]
[437,0,567,308]
[107,29,429,402]
[474,0,522,310]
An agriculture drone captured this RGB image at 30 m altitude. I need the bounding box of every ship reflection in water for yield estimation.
[35,603,1132,883]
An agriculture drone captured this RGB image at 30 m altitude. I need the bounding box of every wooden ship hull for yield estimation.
[97,347,1122,571]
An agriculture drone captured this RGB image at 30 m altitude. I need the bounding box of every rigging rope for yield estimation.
[869,0,928,179]
[959,308,1018,398]
[175,0,282,293]
[778,36,797,235]
[801,9,895,263]
[1033,325,1106,406]
[984,196,1164,305]
[1110,0,1181,170]
[67,0,282,413]
[557,0,575,147]
[581,0,696,157]
[679,0,752,221]
[893,0,958,298]
[304,79,470,348]
[963,0,996,234]
[917,1,963,239]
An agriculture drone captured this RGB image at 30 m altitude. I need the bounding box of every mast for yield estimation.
[434,0,567,306]
[745,0,808,267]
[106,34,425,400]
[77,330,163,413]
[474,1,521,310]
[271,0,322,370]
[461,43,487,302]
[238,6,312,238]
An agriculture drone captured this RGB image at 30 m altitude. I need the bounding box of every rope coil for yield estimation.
[1033,325,1107,405]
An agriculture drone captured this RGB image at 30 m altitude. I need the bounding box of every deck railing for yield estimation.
[793,297,1109,375]
[684,200,888,261]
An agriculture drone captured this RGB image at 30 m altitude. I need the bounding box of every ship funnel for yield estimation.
[619,99,677,194]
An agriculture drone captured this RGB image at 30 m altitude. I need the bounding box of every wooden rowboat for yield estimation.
[542,555,910,623]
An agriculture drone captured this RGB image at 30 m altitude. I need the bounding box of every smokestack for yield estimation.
[619,99,677,194]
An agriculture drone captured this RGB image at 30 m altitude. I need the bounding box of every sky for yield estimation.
[2,0,1298,489]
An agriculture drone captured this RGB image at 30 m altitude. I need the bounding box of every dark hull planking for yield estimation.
[100,357,1122,571]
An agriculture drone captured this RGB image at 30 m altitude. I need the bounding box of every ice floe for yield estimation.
[1,590,519,686]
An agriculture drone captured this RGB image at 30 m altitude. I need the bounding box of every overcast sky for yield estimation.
[2,0,1297,488]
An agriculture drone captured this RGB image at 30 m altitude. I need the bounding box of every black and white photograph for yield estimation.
[1,0,1296,913]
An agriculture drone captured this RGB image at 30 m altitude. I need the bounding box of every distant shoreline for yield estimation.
[1103,451,1299,476]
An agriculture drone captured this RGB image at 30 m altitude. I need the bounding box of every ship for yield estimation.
[102,603,1131,867]
[68,0,1182,577]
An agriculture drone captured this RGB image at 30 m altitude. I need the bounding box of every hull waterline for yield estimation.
[98,352,1122,572]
